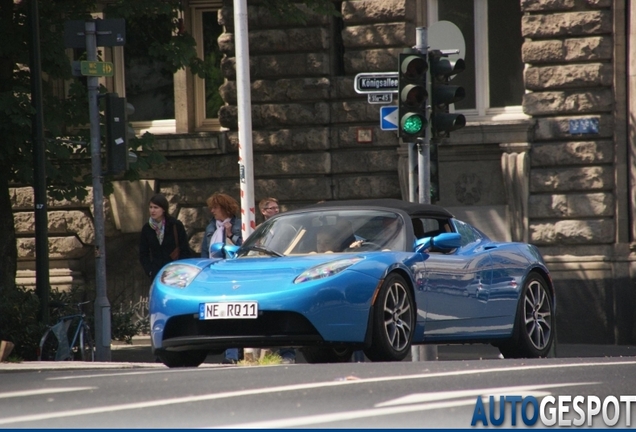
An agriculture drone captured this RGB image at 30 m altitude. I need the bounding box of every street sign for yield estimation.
[569,118,599,134]
[380,106,398,130]
[354,72,398,94]
[368,93,393,104]
[80,61,114,77]
[64,19,126,48]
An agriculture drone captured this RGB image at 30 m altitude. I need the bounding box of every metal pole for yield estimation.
[417,139,430,205]
[233,0,256,238]
[86,21,111,361]
[28,0,50,325]
[408,143,417,202]
[414,25,438,362]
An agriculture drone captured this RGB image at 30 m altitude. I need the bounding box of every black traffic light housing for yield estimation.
[429,50,466,139]
[397,49,428,139]
[104,93,135,175]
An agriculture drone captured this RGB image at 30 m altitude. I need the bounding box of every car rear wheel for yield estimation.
[301,346,354,363]
[364,273,414,362]
[157,350,207,368]
[499,272,554,358]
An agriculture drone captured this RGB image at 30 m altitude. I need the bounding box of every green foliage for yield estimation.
[111,305,144,345]
[0,283,150,360]
[0,286,45,361]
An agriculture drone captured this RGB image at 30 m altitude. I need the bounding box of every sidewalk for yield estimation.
[1,337,635,371]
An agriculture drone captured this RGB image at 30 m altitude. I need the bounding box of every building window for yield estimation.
[428,0,526,120]
[124,13,175,122]
[192,2,224,131]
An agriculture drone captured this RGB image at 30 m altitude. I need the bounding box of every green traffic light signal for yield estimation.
[398,50,428,139]
[401,113,424,135]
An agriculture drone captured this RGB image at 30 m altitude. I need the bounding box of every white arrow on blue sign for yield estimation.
[380,106,398,131]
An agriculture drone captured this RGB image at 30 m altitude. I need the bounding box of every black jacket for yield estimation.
[139,216,190,279]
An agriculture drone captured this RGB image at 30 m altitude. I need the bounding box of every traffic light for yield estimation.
[397,49,428,139]
[104,93,135,175]
[429,50,466,139]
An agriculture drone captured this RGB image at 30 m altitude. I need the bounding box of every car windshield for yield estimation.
[237,209,406,257]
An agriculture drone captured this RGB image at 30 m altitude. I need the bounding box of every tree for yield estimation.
[0,0,192,295]
[0,0,337,296]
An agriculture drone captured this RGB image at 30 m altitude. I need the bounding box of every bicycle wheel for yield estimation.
[38,328,58,361]
[76,324,95,361]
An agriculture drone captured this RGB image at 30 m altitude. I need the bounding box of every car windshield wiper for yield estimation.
[245,245,284,257]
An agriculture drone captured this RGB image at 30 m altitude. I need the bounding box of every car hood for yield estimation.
[196,253,364,282]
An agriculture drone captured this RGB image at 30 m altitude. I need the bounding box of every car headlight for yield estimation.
[294,258,363,284]
[160,264,202,288]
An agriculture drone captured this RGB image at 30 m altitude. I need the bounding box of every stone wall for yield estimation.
[521,0,615,249]
[521,0,635,344]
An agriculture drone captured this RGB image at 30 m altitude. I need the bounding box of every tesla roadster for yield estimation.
[149,199,555,367]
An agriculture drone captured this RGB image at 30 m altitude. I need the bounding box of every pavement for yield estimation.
[1,337,635,371]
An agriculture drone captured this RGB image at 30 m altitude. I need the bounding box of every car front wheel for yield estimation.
[499,272,554,358]
[364,273,414,362]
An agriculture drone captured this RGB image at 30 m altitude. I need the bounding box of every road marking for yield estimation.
[374,382,592,407]
[226,383,593,428]
[47,366,228,381]
[1,360,634,425]
[228,398,480,428]
[0,387,96,399]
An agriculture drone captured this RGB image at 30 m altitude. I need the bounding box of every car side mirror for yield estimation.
[414,232,461,254]
[414,237,431,254]
[224,244,239,259]
[210,242,239,259]
[433,233,461,250]
[209,242,225,258]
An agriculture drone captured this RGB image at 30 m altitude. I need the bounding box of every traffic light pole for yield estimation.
[85,21,111,361]
[409,27,438,362]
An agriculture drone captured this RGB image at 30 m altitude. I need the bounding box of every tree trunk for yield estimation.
[0,172,17,294]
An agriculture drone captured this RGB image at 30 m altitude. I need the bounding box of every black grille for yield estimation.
[163,311,320,340]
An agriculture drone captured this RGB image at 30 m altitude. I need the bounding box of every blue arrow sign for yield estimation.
[380,106,398,131]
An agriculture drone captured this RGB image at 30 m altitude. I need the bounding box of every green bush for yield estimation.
[111,304,145,344]
[0,285,146,360]
[0,286,46,361]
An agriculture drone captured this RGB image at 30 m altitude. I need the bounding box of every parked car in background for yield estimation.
[149,199,555,367]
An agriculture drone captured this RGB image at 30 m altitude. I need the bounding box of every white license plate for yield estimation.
[199,302,258,320]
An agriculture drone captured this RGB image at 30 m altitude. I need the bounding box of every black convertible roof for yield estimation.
[303,198,454,218]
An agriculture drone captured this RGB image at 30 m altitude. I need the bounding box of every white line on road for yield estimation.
[223,383,594,428]
[223,397,480,428]
[1,360,634,425]
[0,387,96,399]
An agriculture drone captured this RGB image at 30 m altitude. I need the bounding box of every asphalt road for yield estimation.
[2,352,636,428]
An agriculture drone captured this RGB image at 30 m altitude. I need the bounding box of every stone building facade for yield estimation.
[10,0,636,345]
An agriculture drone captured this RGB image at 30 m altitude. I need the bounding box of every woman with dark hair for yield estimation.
[139,193,190,279]
[200,192,243,258]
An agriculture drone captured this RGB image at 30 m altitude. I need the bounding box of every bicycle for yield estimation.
[37,300,95,361]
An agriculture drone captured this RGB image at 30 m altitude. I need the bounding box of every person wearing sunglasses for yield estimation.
[259,197,280,223]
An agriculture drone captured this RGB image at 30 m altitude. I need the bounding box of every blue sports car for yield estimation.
[149,199,555,367]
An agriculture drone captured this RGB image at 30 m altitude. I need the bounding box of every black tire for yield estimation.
[157,350,207,368]
[499,272,554,358]
[77,324,95,361]
[301,346,354,364]
[364,273,415,362]
[38,329,58,361]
